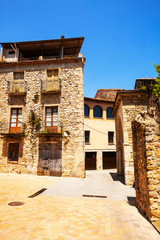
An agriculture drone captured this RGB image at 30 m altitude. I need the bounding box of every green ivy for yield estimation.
[28,111,41,130]
[153,64,160,97]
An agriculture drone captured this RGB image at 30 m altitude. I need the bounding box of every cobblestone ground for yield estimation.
[0,172,159,240]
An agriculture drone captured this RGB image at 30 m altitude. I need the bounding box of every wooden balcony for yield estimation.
[41,80,60,94]
[7,81,27,95]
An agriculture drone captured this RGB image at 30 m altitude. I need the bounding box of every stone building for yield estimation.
[84,89,120,170]
[113,78,160,223]
[0,36,85,177]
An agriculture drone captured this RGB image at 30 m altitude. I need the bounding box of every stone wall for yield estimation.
[132,105,160,222]
[132,122,150,217]
[0,60,85,177]
[114,88,160,222]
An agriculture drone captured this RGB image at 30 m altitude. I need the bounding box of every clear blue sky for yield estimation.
[1,0,160,98]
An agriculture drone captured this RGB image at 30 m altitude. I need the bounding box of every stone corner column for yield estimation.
[97,151,103,170]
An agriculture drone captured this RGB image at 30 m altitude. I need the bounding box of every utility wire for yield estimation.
[82,122,110,136]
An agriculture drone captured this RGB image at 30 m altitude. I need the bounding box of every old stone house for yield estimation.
[0,36,85,177]
[113,78,160,222]
[84,89,120,171]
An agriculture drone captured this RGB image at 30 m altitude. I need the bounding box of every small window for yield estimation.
[108,132,114,144]
[107,107,114,119]
[85,131,90,144]
[93,106,102,118]
[84,104,89,117]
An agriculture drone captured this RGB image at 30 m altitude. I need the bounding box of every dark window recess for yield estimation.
[93,106,102,118]
[85,131,90,144]
[107,107,114,119]
[108,132,114,144]
[84,104,89,117]
[8,143,19,161]
[9,51,15,55]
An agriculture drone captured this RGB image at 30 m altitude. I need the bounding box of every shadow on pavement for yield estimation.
[127,196,136,206]
[109,172,125,185]
[127,196,151,225]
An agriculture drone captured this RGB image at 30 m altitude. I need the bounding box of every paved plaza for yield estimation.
[0,170,159,240]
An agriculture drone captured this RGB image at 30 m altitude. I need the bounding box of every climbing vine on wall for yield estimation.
[28,110,41,131]
[153,64,160,97]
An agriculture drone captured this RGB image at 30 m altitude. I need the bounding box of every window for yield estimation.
[13,72,24,92]
[10,108,22,133]
[84,104,90,117]
[85,131,90,144]
[8,143,19,162]
[107,107,114,119]
[47,69,59,91]
[9,50,15,55]
[45,107,58,132]
[108,132,114,144]
[93,106,102,118]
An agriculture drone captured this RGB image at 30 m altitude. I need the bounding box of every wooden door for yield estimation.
[8,143,19,161]
[39,142,62,176]
[10,108,22,133]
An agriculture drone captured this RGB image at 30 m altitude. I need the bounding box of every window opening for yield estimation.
[13,72,24,92]
[10,108,22,133]
[85,131,90,144]
[9,51,15,55]
[8,143,19,162]
[108,131,114,144]
[47,69,59,91]
[84,104,90,117]
[45,107,58,132]
[107,107,114,119]
[93,106,102,118]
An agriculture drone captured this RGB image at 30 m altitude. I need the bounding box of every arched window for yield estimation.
[93,106,102,118]
[84,104,90,117]
[107,107,114,119]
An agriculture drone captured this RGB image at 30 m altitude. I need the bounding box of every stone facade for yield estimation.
[0,38,85,178]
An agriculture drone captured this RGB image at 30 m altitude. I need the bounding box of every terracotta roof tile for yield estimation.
[94,89,122,101]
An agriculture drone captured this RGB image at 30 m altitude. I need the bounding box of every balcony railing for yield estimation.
[7,81,27,94]
[41,80,60,93]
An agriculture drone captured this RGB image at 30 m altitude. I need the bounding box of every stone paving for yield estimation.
[0,171,159,240]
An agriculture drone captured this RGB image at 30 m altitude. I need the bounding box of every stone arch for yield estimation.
[116,116,124,176]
